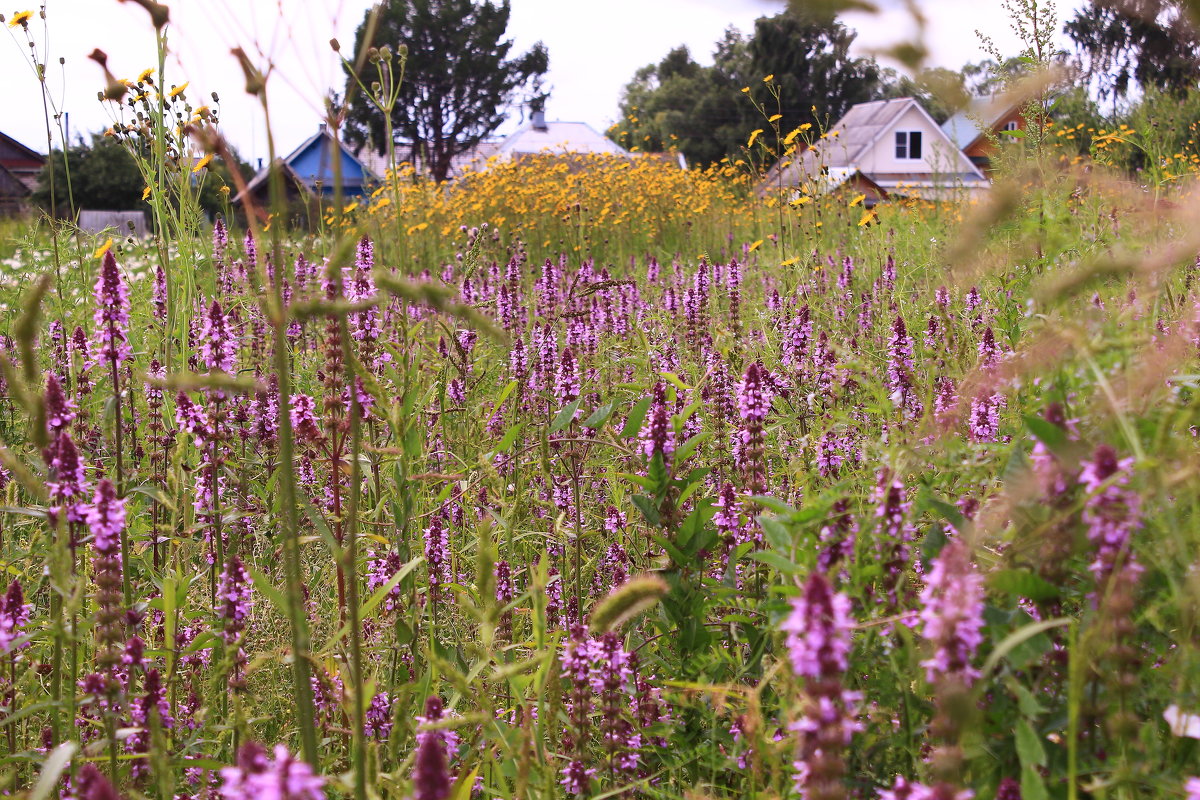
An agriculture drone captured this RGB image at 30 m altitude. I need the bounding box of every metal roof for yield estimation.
[496,120,630,158]
[941,94,1019,150]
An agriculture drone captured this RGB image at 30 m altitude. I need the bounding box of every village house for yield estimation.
[357,109,639,182]
[766,97,990,205]
[235,123,377,212]
[0,131,47,216]
[941,92,1028,173]
[493,110,631,162]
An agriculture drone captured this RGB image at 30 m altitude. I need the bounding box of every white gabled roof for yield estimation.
[496,120,630,159]
[768,96,987,188]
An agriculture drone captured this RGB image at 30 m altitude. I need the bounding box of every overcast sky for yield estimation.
[1,0,1085,165]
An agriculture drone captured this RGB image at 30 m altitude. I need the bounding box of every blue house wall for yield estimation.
[288,135,370,197]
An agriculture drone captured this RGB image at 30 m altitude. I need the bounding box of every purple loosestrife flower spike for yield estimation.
[877,776,936,800]
[639,381,674,462]
[44,373,75,436]
[1079,444,1143,597]
[554,346,580,407]
[967,392,1005,442]
[781,573,861,800]
[886,315,921,420]
[88,478,127,670]
[201,299,238,374]
[996,778,1021,800]
[76,763,122,800]
[219,741,325,800]
[153,263,167,322]
[0,579,30,653]
[918,540,984,686]
[45,431,90,524]
[365,691,393,739]
[413,696,453,800]
[737,363,771,495]
[92,250,132,366]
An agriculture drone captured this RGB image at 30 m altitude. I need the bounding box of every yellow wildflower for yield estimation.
[141,186,152,201]
[168,82,188,98]
[858,209,876,227]
[747,239,763,253]
[7,10,32,27]
[137,68,154,83]
[94,238,113,259]
[192,153,213,172]
[849,193,866,208]
[763,74,774,83]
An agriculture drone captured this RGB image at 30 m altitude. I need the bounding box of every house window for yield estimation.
[895,131,922,160]
[1003,120,1019,132]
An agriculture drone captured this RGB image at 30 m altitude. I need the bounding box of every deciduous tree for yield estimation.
[343,0,548,183]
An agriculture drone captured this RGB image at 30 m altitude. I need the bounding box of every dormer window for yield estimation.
[895,131,922,160]
[1003,120,1019,132]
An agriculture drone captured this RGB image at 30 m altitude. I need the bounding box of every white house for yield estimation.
[767,97,989,203]
[495,111,631,161]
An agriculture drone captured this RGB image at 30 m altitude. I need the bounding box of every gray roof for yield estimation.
[941,94,1018,150]
[497,120,629,159]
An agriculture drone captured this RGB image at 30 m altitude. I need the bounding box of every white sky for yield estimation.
[1,0,1085,165]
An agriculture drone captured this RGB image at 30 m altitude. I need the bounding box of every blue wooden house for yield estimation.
[234,123,377,211]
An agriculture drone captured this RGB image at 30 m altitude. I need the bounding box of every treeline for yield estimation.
[610,1,1200,171]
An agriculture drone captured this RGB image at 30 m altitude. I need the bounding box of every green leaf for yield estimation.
[673,432,710,465]
[632,495,661,527]
[582,402,615,429]
[919,490,965,531]
[990,569,1060,602]
[1021,765,1049,800]
[748,549,800,574]
[921,525,948,563]
[980,617,1071,677]
[619,472,656,491]
[127,483,175,511]
[758,516,791,552]
[359,555,423,619]
[550,398,582,433]
[748,495,797,515]
[1023,413,1067,451]
[620,397,652,438]
[485,380,518,421]
[451,765,481,800]
[651,534,688,567]
[647,452,669,496]
[297,491,340,560]
[495,423,523,452]
[659,371,690,391]
[247,567,289,619]
[1001,128,1027,139]
[1016,719,1046,767]
[1005,675,1047,718]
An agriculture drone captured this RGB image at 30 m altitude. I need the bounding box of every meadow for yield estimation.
[2,28,1200,800]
